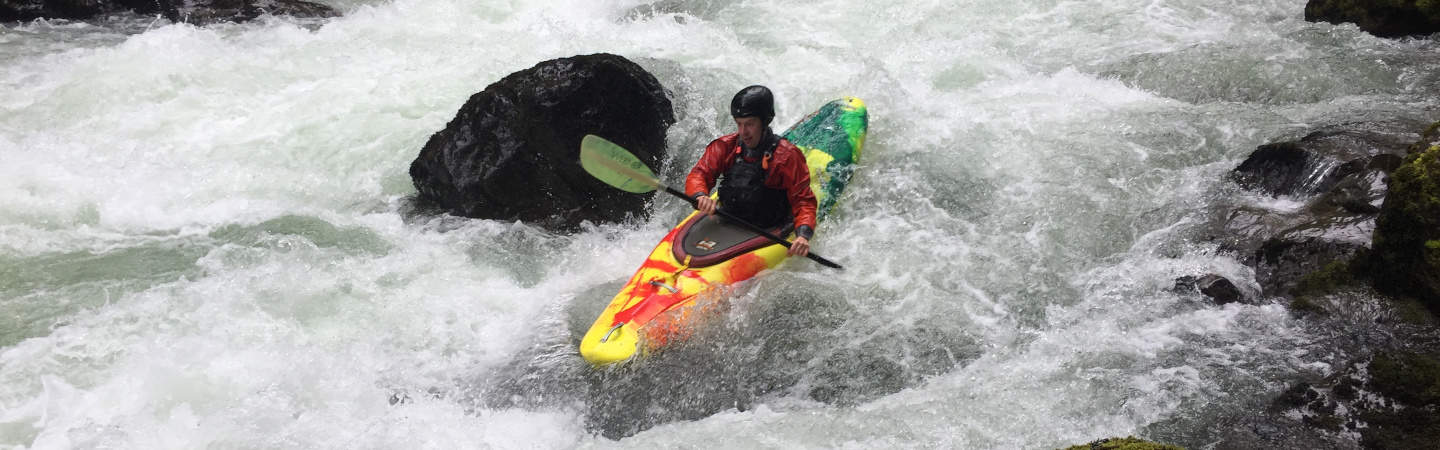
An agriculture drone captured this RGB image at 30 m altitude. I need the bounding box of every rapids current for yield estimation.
[3,0,1439,447]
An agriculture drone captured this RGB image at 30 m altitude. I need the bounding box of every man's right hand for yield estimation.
[694,195,717,216]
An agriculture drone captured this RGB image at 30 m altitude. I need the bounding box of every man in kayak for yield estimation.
[686,85,818,257]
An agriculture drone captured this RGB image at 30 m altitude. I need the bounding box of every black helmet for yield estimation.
[730,85,774,124]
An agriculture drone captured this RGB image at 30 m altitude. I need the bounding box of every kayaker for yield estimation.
[686,85,818,257]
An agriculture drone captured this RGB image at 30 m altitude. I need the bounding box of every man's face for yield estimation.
[734,116,765,149]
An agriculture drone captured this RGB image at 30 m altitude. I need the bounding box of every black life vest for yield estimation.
[718,133,790,228]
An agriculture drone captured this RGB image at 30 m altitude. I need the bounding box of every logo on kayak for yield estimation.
[696,239,718,251]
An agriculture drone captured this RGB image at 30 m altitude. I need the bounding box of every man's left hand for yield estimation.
[788,236,810,257]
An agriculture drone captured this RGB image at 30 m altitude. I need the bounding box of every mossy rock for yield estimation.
[1361,351,1440,449]
[1288,258,1364,317]
[1294,259,1360,297]
[1305,0,1440,38]
[1062,436,1184,450]
[1412,121,1440,154]
[1370,130,1440,314]
[1289,295,1330,316]
[1370,352,1440,407]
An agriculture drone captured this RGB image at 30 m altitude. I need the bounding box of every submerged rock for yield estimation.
[1261,351,1440,450]
[163,0,337,25]
[1363,351,1440,448]
[1251,219,1372,297]
[1175,274,1248,305]
[1198,274,1245,305]
[1221,122,1420,297]
[1369,121,1440,311]
[2,0,154,21]
[1230,126,1412,198]
[0,0,337,24]
[1231,141,1357,198]
[1304,0,1440,38]
[408,53,675,232]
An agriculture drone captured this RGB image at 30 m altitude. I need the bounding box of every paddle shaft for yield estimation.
[660,186,843,270]
[578,134,842,270]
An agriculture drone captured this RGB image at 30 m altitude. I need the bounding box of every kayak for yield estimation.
[578,97,868,366]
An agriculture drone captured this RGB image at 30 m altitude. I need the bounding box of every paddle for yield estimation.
[579,134,843,270]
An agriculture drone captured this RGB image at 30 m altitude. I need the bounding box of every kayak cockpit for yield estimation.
[670,214,792,267]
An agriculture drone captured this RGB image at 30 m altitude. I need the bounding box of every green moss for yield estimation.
[1393,295,1436,325]
[1371,139,1440,312]
[1422,0,1440,17]
[1289,295,1329,316]
[1362,351,1440,449]
[1370,352,1440,407]
[1294,259,1358,297]
[1360,407,1440,450]
[1061,436,1184,450]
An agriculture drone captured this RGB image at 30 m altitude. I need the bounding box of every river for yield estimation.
[3,0,1438,448]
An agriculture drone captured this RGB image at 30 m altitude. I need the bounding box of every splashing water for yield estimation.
[3,0,1438,447]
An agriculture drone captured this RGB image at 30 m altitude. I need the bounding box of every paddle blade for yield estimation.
[580,135,662,194]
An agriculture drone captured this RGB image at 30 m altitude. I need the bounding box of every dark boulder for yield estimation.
[1175,274,1248,305]
[1257,353,1440,450]
[1317,166,1388,215]
[1305,0,1440,38]
[1230,126,1414,198]
[2,0,157,21]
[1199,274,1246,305]
[408,53,675,232]
[1231,142,1359,197]
[1,0,336,24]
[1253,226,1370,297]
[1221,122,1423,297]
[1370,121,1440,311]
[163,0,337,24]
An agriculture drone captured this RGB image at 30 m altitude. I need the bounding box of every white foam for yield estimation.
[3,0,1436,447]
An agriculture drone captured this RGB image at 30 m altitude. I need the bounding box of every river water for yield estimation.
[3,0,1438,448]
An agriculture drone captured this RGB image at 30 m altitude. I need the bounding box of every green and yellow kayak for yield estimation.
[579,97,869,366]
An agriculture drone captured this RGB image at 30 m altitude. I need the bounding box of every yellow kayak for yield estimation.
[580,97,869,366]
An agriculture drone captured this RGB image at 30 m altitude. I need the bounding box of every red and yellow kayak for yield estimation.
[579,97,869,366]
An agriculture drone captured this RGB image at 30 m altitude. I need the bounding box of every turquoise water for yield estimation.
[3,0,1438,447]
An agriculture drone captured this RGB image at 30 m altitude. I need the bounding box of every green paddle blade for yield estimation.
[580,134,662,194]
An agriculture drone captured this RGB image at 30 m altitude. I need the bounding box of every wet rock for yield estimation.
[1199,274,1245,304]
[1363,352,1440,449]
[1304,0,1440,38]
[408,53,675,232]
[1173,275,1199,291]
[1252,219,1371,297]
[2,0,159,21]
[1220,122,1422,297]
[1259,352,1440,450]
[163,0,337,25]
[1230,125,1414,198]
[1292,259,1361,301]
[0,0,337,24]
[1176,274,1247,305]
[1317,167,1387,215]
[1369,121,1440,312]
[1231,141,1358,198]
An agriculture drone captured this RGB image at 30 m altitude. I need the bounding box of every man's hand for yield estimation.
[788,236,810,257]
[695,195,717,216]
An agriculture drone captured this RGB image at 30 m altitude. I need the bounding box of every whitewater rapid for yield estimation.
[3,0,1438,447]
